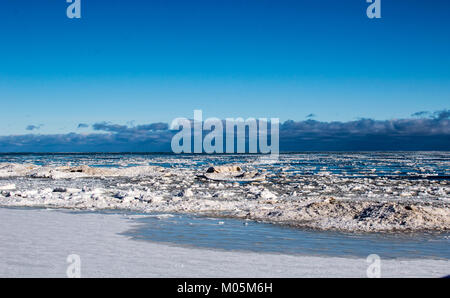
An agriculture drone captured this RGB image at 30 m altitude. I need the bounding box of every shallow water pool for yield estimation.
[121,212,450,260]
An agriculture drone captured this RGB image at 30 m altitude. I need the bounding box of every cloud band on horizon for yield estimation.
[3,110,448,153]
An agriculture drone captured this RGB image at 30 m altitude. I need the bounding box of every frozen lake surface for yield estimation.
[0,152,449,232]
[1,207,448,278]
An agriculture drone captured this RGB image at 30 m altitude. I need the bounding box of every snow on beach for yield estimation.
[0,152,449,232]
[0,207,448,278]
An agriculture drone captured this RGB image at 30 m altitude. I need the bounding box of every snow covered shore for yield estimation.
[0,207,448,278]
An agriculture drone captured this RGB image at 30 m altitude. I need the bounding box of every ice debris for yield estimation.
[0,161,449,232]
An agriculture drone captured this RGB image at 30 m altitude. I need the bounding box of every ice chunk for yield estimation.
[0,184,15,191]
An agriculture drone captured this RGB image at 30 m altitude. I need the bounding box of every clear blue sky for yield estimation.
[0,0,449,135]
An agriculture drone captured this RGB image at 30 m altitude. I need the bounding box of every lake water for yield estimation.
[121,212,450,260]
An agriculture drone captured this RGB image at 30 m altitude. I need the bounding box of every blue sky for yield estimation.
[0,0,449,151]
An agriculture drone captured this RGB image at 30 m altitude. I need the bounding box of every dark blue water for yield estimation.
[0,152,449,179]
[122,213,450,260]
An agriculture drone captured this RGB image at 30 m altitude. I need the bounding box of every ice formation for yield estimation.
[0,152,449,232]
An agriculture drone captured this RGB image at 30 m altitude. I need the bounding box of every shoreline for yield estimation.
[5,205,450,260]
[1,207,449,278]
[1,199,449,234]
